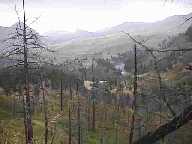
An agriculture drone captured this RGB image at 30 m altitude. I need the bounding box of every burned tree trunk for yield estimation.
[77,81,81,144]
[60,79,63,111]
[23,0,33,143]
[68,83,72,144]
[91,58,96,131]
[133,105,192,144]
[129,44,137,144]
[92,100,96,131]
[68,105,72,144]
[87,95,91,130]
[40,77,48,144]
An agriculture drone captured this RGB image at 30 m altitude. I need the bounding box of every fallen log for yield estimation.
[133,105,192,144]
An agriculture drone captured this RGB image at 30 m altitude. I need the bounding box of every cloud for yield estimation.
[0,0,166,8]
[0,0,126,11]
[0,0,191,33]
[1,0,191,9]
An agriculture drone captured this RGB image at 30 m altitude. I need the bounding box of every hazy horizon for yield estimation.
[0,0,192,34]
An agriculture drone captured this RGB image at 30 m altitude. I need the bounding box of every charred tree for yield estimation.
[91,58,96,131]
[76,81,81,144]
[68,83,72,144]
[133,105,192,144]
[60,79,63,111]
[0,0,49,143]
[92,99,96,131]
[40,76,48,144]
[129,44,137,144]
[22,0,33,143]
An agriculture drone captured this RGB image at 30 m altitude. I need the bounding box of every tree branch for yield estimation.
[133,105,192,144]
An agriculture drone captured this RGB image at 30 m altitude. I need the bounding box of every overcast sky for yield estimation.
[0,0,192,33]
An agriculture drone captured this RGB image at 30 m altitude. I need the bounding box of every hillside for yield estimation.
[0,13,192,62]
[105,13,192,35]
[48,12,192,61]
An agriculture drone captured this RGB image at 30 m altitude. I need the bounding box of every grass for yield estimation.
[0,108,12,119]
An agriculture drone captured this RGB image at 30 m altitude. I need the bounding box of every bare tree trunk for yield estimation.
[22,88,28,143]
[124,32,176,117]
[77,82,81,144]
[23,0,33,143]
[68,83,72,144]
[60,79,63,111]
[91,58,96,131]
[92,100,96,131]
[133,105,192,144]
[115,121,119,144]
[12,94,16,117]
[87,95,91,129]
[100,103,106,144]
[40,77,48,144]
[129,44,137,144]
[155,56,176,117]
[68,106,72,144]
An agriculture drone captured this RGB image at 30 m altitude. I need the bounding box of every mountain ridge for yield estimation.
[42,12,192,45]
[0,12,192,62]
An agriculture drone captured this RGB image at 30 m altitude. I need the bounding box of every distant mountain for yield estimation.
[105,13,192,35]
[0,22,47,67]
[1,12,192,62]
[43,29,105,45]
[0,26,11,41]
[51,13,192,61]
[0,22,40,49]
[45,12,192,46]
[0,24,17,53]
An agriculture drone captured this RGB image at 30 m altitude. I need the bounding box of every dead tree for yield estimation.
[40,75,48,144]
[133,104,192,144]
[60,79,63,111]
[123,32,176,117]
[76,80,81,144]
[129,44,138,144]
[68,82,73,144]
[91,58,96,131]
[92,98,96,131]
[0,1,48,143]
[22,0,33,143]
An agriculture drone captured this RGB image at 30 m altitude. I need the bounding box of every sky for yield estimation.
[0,0,192,34]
